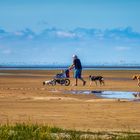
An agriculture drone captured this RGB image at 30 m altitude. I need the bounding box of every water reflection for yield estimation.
[64,90,140,100]
[92,91,138,100]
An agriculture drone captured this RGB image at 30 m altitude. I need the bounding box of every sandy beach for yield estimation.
[0,70,140,132]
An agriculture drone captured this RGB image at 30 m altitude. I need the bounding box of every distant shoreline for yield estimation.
[0,65,140,70]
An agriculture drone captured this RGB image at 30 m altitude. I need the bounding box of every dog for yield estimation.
[133,93,140,98]
[43,79,55,86]
[132,75,140,87]
[89,75,105,86]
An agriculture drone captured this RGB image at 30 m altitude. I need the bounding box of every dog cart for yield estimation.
[53,71,70,86]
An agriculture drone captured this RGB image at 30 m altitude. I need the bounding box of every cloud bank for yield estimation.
[0,27,140,41]
[0,26,140,65]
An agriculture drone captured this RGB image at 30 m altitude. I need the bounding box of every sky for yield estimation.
[0,0,140,65]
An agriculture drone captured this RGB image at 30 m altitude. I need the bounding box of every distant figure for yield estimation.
[132,75,140,87]
[69,55,86,86]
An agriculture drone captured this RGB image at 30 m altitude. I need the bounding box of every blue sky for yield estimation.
[0,0,140,65]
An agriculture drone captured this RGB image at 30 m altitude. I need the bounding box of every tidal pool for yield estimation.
[64,90,140,100]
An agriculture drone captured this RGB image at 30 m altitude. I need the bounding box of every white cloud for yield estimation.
[56,31,76,38]
[0,26,140,41]
[115,46,131,51]
[14,31,24,36]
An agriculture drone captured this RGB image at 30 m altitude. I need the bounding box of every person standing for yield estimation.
[69,55,86,86]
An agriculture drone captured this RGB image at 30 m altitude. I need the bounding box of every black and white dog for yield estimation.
[43,79,55,86]
[89,75,105,86]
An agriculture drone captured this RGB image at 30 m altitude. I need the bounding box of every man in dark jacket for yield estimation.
[69,55,86,86]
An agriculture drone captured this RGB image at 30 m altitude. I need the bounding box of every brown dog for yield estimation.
[89,75,105,86]
[132,75,140,87]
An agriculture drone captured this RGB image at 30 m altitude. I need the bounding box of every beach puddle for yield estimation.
[64,90,140,100]
[92,91,140,100]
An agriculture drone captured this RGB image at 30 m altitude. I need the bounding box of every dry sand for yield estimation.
[0,70,140,132]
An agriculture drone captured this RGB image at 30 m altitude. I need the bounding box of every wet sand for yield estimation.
[0,70,140,132]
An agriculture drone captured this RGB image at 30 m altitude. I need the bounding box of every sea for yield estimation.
[0,65,140,70]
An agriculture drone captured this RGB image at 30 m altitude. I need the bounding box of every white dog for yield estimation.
[43,79,55,86]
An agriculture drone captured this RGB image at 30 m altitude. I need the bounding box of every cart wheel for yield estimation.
[59,79,65,85]
[65,79,70,86]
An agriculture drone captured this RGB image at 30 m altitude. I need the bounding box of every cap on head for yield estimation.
[72,54,77,59]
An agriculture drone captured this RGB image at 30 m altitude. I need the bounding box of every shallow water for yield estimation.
[92,91,138,100]
[64,90,140,100]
